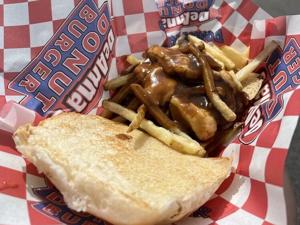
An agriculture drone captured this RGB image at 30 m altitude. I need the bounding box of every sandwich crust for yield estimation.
[14,112,231,225]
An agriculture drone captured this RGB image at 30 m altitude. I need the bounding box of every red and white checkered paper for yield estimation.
[0,0,299,225]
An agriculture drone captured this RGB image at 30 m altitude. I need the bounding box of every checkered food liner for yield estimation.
[0,0,300,224]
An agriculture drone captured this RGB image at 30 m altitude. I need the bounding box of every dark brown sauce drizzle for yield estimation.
[123,46,249,155]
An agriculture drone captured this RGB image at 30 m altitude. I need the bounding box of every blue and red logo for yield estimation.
[31,180,211,224]
[156,0,215,18]
[31,181,106,225]
[240,37,300,144]
[156,0,222,46]
[9,0,114,116]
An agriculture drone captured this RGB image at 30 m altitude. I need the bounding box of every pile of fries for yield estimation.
[101,35,278,157]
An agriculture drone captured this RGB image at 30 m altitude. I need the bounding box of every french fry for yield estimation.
[209,42,225,54]
[121,63,136,75]
[127,104,146,132]
[242,76,263,100]
[211,93,236,121]
[229,70,244,90]
[241,46,250,58]
[176,130,195,141]
[188,43,237,122]
[248,72,260,78]
[205,52,224,70]
[104,73,135,90]
[236,41,279,82]
[216,70,243,91]
[188,35,235,70]
[220,45,248,69]
[103,37,275,156]
[179,85,206,95]
[130,84,179,132]
[170,44,179,49]
[102,100,206,156]
[113,98,140,123]
[127,55,142,66]
[101,84,131,119]
[186,35,205,49]
[203,69,236,121]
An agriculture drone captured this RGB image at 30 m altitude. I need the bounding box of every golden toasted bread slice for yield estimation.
[14,113,231,225]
